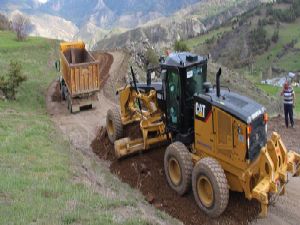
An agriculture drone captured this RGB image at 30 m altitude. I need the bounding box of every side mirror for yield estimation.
[55,60,60,72]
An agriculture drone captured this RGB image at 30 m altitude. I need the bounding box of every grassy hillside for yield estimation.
[183,1,300,117]
[184,1,300,77]
[0,31,151,225]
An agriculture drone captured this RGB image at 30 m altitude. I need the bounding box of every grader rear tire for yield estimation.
[106,107,123,143]
[164,142,193,195]
[192,157,229,218]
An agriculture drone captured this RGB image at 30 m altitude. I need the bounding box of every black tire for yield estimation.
[67,95,72,113]
[61,85,66,101]
[192,157,229,218]
[164,142,193,195]
[106,107,123,143]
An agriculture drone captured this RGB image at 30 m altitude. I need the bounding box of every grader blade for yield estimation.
[114,138,145,159]
[251,132,300,217]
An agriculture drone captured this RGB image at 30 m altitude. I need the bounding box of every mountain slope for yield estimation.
[95,0,266,50]
[186,0,300,80]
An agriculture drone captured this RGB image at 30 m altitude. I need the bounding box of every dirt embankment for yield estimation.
[91,117,300,225]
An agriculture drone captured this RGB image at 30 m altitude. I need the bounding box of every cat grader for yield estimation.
[106,52,300,218]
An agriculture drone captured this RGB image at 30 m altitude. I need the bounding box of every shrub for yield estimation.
[174,40,190,52]
[0,61,27,100]
[145,48,159,67]
[248,25,270,54]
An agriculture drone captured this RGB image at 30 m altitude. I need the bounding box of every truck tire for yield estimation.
[106,107,123,143]
[192,157,229,218]
[67,95,73,113]
[61,85,67,101]
[164,142,193,195]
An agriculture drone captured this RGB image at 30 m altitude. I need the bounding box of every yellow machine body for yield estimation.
[106,57,300,217]
[193,105,300,216]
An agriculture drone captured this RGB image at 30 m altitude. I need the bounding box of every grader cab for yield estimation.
[106,52,300,217]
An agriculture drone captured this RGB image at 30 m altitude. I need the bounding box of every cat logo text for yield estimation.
[196,102,206,119]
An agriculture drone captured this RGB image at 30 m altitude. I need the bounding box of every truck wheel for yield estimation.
[164,142,193,195]
[106,107,123,143]
[61,85,66,101]
[67,96,73,113]
[192,157,229,218]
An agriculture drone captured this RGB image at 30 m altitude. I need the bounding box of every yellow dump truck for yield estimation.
[56,41,101,113]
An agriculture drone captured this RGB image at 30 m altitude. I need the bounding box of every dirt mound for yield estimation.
[51,82,61,102]
[91,128,261,225]
[91,123,142,161]
[91,127,116,161]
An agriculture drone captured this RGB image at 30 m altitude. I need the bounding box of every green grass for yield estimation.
[250,21,300,76]
[257,84,300,116]
[184,26,231,49]
[0,31,46,49]
[0,32,147,225]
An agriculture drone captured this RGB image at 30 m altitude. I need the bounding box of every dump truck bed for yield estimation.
[60,42,100,97]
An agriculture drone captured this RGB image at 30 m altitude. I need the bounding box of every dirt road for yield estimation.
[46,51,181,225]
[47,51,300,225]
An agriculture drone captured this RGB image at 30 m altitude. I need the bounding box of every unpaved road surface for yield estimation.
[46,51,181,225]
[47,50,300,225]
[253,116,300,225]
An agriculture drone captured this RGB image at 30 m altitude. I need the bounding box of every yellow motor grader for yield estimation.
[106,52,300,218]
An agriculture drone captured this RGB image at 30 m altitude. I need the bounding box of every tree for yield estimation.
[0,13,11,31]
[0,61,27,100]
[145,48,159,67]
[12,14,31,41]
[174,40,190,52]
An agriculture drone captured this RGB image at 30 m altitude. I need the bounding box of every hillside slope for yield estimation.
[95,0,267,50]
[187,0,300,79]
[182,0,300,116]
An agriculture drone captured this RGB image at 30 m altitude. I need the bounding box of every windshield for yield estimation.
[185,64,207,99]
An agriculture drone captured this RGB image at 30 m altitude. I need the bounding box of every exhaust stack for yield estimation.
[216,68,222,97]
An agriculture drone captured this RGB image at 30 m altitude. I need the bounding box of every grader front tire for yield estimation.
[192,157,229,218]
[106,107,123,143]
[164,142,193,195]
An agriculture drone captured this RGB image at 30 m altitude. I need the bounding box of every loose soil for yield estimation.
[267,115,300,153]
[51,82,61,102]
[91,117,300,225]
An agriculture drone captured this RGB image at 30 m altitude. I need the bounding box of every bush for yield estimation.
[174,40,190,52]
[145,48,159,67]
[248,25,270,54]
[0,61,27,100]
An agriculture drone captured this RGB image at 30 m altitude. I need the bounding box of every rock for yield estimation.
[146,193,155,204]
[139,163,148,174]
